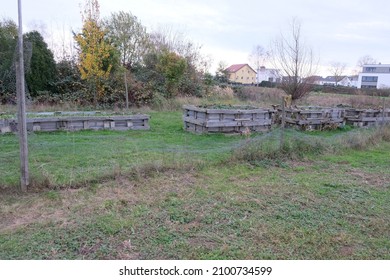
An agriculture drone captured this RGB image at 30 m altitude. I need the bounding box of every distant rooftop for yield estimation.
[225,64,256,73]
[323,76,348,82]
[363,64,390,67]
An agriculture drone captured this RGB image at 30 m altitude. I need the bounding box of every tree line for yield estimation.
[2,1,378,107]
[0,0,214,108]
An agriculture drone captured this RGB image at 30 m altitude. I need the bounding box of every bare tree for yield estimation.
[248,44,269,71]
[357,55,377,67]
[329,61,347,86]
[199,53,213,74]
[270,18,317,101]
[150,25,204,71]
[215,60,229,83]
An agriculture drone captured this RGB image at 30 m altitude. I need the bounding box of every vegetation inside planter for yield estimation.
[196,104,261,110]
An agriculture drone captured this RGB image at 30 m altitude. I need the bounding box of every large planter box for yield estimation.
[0,114,150,134]
[183,105,274,133]
[278,106,345,130]
[345,108,390,127]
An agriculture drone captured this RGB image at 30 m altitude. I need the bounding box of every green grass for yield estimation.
[0,111,239,189]
[1,155,389,259]
[323,142,390,170]
[0,111,389,259]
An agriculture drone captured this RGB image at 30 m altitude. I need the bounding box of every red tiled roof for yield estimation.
[225,64,255,73]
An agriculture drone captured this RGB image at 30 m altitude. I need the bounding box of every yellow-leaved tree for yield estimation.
[74,0,115,105]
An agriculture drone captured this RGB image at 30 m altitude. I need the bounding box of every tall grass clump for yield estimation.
[233,125,390,165]
[233,129,332,165]
[234,86,286,106]
[338,125,390,150]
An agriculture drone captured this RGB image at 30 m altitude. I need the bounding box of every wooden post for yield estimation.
[16,0,29,191]
[382,95,386,127]
[124,69,129,110]
[280,97,286,150]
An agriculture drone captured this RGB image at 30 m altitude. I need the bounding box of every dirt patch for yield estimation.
[0,171,198,234]
[0,191,75,233]
[339,245,355,257]
[345,168,390,189]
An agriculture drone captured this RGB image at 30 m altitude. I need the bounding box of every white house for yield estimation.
[357,64,390,89]
[320,76,352,87]
[256,66,282,84]
[349,75,359,88]
[309,75,356,87]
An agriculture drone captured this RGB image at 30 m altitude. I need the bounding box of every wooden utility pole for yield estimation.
[16,0,29,191]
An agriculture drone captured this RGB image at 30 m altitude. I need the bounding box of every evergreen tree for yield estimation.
[0,19,17,103]
[24,31,57,96]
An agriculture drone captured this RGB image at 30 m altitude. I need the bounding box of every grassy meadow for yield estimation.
[1,88,389,259]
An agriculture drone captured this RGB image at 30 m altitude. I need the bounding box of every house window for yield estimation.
[362,76,378,82]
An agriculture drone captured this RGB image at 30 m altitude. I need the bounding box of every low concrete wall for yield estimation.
[0,114,150,134]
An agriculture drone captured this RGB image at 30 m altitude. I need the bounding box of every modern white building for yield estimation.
[256,66,282,84]
[357,64,390,89]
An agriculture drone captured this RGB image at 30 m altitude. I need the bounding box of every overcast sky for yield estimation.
[2,0,390,75]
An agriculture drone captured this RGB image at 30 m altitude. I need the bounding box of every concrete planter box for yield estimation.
[183,105,274,133]
[278,106,345,130]
[0,114,150,134]
[344,108,390,127]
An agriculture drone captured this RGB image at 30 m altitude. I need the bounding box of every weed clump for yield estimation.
[233,125,390,165]
[233,129,331,166]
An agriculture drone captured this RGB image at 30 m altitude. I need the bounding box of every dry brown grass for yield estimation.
[209,86,235,98]
[299,92,388,108]
[0,169,196,234]
[2,88,388,114]
[234,86,286,106]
